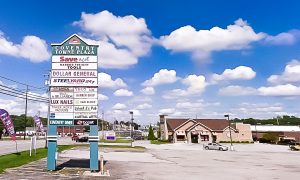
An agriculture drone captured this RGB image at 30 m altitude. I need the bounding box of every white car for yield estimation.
[203,143,228,151]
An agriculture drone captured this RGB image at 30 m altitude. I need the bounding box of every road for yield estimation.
[0,137,132,155]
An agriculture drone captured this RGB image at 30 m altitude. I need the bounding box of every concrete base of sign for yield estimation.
[83,170,110,177]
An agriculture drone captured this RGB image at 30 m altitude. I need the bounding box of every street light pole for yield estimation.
[129,111,134,147]
[224,114,233,151]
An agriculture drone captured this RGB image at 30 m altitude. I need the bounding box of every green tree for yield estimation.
[148,125,156,140]
[262,133,278,143]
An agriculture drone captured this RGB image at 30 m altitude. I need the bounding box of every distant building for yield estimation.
[57,126,85,135]
[251,125,300,142]
[159,115,253,143]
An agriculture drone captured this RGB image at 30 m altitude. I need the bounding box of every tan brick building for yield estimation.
[159,115,253,143]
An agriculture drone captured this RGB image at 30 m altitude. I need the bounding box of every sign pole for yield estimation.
[47,125,57,170]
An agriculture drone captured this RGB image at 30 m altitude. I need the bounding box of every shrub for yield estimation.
[148,125,156,140]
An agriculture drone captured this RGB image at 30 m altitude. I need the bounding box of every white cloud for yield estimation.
[140,87,155,95]
[160,18,265,60]
[176,102,203,109]
[264,31,297,45]
[129,109,142,116]
[142,69,178,86]
[74,10,153,69]
[112,103,127,110]
[114,89,133,96]
[232,103,283,119]
[136,103,152,110]
[98,93,109,101]
[258,84,300,96]
[163,74,207,99]
[0,32,50,62]
[98,40,138,69]
[98,72,127,89]
[159,108,176,114]
[0,92,48,117]
[129,96,152,103]
[267,60,300,84]
[212,66,256,82]
[81,37,139,69]
[219,85,257,96]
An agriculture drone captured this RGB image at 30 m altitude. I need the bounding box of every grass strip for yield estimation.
[99,139,131,143]
[150,140,170,145]
[99,144,145,149]
[0,145,74,174]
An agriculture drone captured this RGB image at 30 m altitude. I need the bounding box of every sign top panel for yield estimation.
[51,34,99,56]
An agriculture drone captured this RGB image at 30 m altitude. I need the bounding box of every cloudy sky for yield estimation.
[1,0,300,124]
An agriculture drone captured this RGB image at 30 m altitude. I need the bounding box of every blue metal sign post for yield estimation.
[89,125,99,171]
[47,125,57,170]
[47,34,99,172]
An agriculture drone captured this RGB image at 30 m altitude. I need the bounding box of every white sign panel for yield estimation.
[74,92,97,99]
[51,70,97,78]
[50,87,73,92]
[74,87,97,92]
[51,78,98,86]
[50,105,73,113]
[74,99,97,106]
[74,112,98,119]
[51,92,73,99]
[74,105,97,112]
[50,112,73,119]
[52,63,97,70]
[52,55,98,63]
[50,99,73,105]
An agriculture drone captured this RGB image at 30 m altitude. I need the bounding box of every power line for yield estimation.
[0,75,47,91]
[0,91,48,103]
[0,85,48,101]
[0,90,49,102]
[0,86,48,100]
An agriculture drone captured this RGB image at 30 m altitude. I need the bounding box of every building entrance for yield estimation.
[191,134,199,143]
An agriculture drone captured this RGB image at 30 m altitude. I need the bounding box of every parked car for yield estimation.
[72,134,79,141]
[290,144,300,151]
[277,139,296,145]
[133,135,144,140]
[76,136,88,142]
[203,143,228,151]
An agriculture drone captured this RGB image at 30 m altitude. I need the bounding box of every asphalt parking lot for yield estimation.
[60,142,300,180]
[1,142,300,180]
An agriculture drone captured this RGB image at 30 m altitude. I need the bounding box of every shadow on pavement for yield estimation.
[56,159,107,170]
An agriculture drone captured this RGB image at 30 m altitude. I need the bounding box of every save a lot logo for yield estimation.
[59,56,91,63]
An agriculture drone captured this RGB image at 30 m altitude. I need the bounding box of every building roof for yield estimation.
[250,125,300,132]
[166,118,189,130]
[195,119,231,131]
[166,118,235,131]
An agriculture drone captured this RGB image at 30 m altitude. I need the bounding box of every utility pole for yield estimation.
[224,114,233,151]
[102,110,104,140]
[24,85,28,140]
[129,111,134,147]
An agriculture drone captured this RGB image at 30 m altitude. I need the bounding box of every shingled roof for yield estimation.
[166,118,236,131]
[166,118,189,131]
[196,119,229,131]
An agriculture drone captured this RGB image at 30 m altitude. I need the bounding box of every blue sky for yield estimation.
[1,0,300,124]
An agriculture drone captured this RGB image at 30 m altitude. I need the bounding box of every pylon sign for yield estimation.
[50,34,98,126]
[47,34,99,172]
